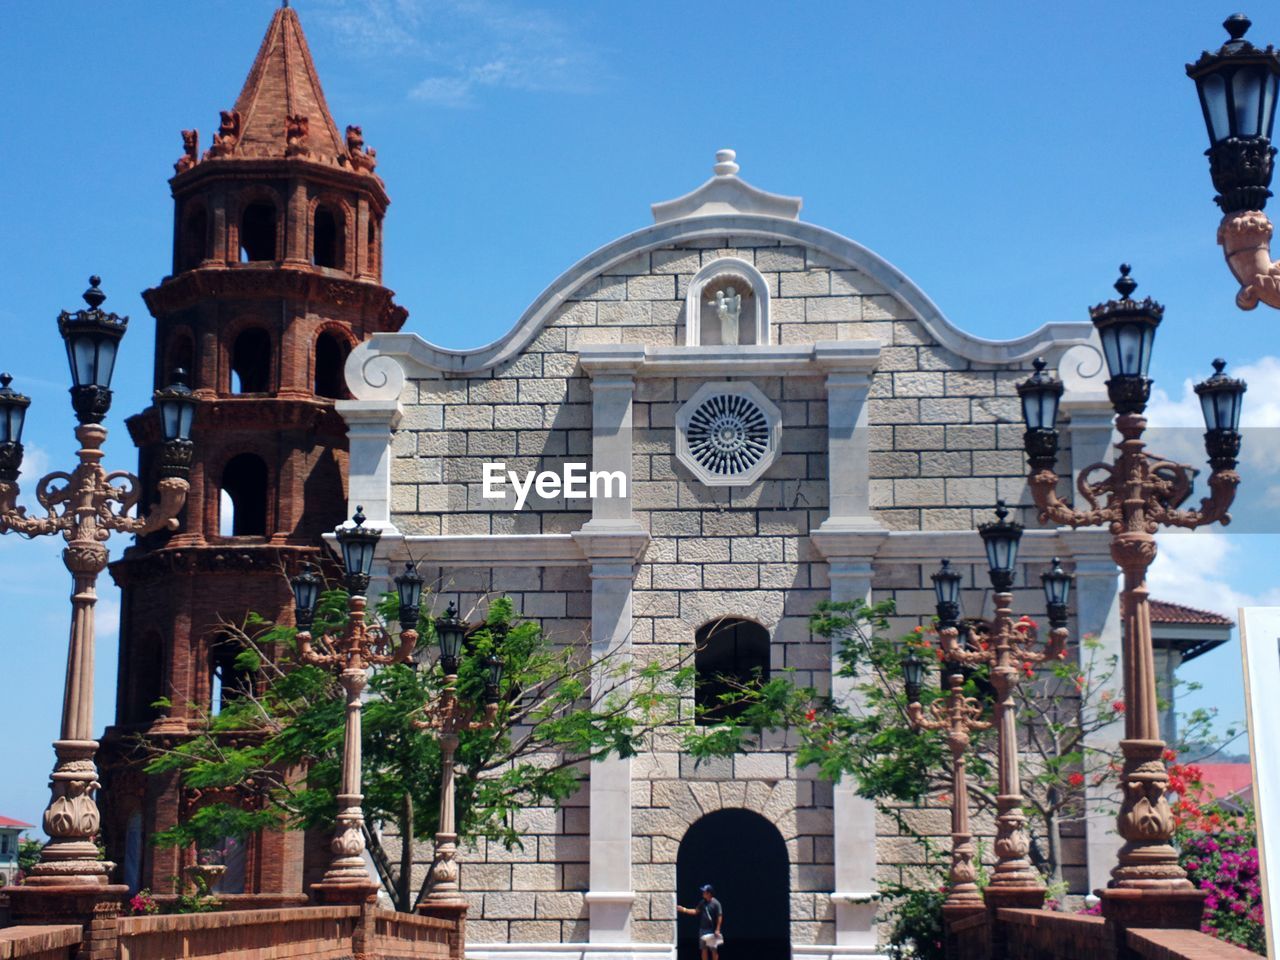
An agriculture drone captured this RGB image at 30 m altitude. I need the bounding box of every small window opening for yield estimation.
[210,641,252,716]
[180,206,208,272]
[314,332,349,399]
[695,618,770,725]
[367,217,379,276]
[230,328,271,394]
[313,206,344,269]
[239,202,277,262]
[219,453,268,537]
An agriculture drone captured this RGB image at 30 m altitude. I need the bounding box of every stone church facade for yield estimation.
[340,151,1128,958]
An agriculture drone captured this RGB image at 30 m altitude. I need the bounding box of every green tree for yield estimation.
[145,592,692,911]
[18,836,42,876]
[685,599,1127,889]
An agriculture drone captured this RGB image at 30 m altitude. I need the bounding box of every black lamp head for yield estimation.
[931,559,962,630]
[902,649,926,704]
[1088,265,1163,415]
[1041,557,1072,629]
[394,561,424,632]
[57,276,129,425]
[0,373,31,483]
[1187,14,1280,213]
[290,562,322,629]
[1194,358,1248,470]
[483,653,505,704]
[335,506,381,596]
[978,500,1023,592]
[434,601,466,675]
[1017,357,1065,469]
[154,368,197,480]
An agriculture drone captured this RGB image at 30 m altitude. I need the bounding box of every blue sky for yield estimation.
[1,0,1276,830]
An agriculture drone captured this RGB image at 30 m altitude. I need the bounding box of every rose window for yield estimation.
[675,383,781,486]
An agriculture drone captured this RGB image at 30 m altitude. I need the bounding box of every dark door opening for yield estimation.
[676,808,790,960]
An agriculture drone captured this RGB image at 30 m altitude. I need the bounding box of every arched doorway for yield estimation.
[676,809,790,960]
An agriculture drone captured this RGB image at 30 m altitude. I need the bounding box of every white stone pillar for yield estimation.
[1061,396,1123,894]
[573,346,650,943]
[810,533,886,951]
[815,342,880,534]
[335,398,403,530]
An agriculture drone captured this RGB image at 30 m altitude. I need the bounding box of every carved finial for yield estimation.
[445,600,458,619]
[1212,357,1228,375]
[993,499,1009,521]
[352,505,366,527]
[172,367,189,386]
[83,276,106,309]
[1032,357,1048,374]
[0,374,11,391]
[1113,263,1137,300]
[713,149,739,177]
[1224,13,1251,41]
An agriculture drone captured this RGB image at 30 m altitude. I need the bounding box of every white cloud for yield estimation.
[314,0,606,108]
[1149,531,1280,617]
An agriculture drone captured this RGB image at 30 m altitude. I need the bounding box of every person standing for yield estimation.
[678,883,723,959]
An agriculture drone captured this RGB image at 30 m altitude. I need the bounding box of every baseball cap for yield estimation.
[700,884,714,894]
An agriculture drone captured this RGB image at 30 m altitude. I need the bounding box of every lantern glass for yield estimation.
[335,506,380,582]
[1234,68,1264,136]
[1099,320,1156,381]
[1200,72,1231,142]
[932,559,961,606]
[1018,358,1064,430]
[979,500,1023,586]
[394,562,424,612]
[155,371,196,441]
[435,602,466,662]
[1041,558,1072,607]
[902,651,926,701]
[486,654,505,689]
[0,375,29,445]
[290,564,321,622]
[1195,359,1247,432]
[1264,73,1279,140]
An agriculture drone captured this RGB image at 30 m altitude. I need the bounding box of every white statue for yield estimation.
[713,287,742,344]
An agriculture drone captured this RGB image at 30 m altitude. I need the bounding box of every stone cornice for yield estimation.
[143,265,408,329]
[109,541,321,587]
[171,156,390,210]
[127,395,348,446]
[576,341,880,380]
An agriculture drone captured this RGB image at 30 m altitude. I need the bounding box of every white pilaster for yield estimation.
[810,532,887,950]
[814,343,880,534]
[335,398,404,530]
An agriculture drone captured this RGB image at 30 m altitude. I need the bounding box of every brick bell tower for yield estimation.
[100,4,407,900]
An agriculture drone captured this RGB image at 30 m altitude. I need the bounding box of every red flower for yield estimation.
[1111,700,1126,713]
[805,708,817,723]
[1068,772,1085,788]
[1163,748,1177,763]
[1022,661,1035,678]
[913,626,924,634]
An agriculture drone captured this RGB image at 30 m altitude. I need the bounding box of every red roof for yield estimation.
[1197,764,1253,800]
[1150,600,1234,626]
[0,815,34,829]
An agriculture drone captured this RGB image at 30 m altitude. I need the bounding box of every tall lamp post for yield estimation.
[0,277,196,889]
[1186,14,1280,309]
[290,508,422,902]
[904,647,990,911]
[1016,268,1245,924]
[934,506,1069,909]
[416,605,503,914]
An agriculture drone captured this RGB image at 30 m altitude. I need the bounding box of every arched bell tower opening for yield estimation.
[676,809,790,960]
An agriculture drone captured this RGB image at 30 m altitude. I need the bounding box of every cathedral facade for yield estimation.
[340,152,1126,958]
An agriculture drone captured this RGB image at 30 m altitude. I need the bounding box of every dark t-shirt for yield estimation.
[698,898,722,934]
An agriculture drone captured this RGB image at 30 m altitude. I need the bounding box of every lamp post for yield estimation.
[0,278,195,889]
[905,646,991,910]
[935,511,1070,906]
[415,605,503,913]
[1186,14,1280,309]
[1017,268,1244,922]
[290,508,421,902]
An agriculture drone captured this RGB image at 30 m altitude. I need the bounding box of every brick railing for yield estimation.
[948,907,1263,960]
[0,925,82,960]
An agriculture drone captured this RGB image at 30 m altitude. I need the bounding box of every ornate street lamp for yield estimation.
[1018,267,1244,925]
[416,604,503,913]
[1041,558,1073,631]
[0,278,193,890]
[901,649,927,705]
[940,503,1067,906]
[907,663,990,913]
[1187,14,1280,309]
[291,511,419,902]
[393,561,425,632]
[1017,359,1064,471]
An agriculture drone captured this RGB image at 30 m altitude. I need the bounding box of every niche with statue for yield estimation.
[684,257,770,346]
